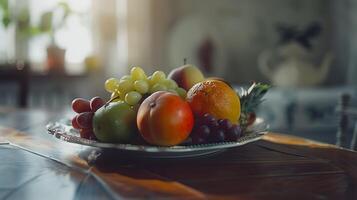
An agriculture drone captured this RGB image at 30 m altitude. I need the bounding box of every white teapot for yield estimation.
[258,42,333,87]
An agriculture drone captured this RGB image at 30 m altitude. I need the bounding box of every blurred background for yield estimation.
[1,0,357,145]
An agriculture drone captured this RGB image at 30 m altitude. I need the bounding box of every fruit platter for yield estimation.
[47,64,270,158]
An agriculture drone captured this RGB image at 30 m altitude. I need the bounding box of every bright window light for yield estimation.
[28,0,92,68]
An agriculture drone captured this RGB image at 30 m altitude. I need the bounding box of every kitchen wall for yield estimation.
[170,0,333,84]
[127,0,349,85]
[346,0,357,85]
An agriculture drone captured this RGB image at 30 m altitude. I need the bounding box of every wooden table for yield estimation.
[1,108,357,199]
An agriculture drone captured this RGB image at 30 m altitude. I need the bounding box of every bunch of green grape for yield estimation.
[104,67,187,106]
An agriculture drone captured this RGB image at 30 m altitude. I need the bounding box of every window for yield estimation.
[0,0,93,73]
[29,0,93,73]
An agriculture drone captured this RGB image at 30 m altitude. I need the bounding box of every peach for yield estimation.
[137,91,194,146]
[168,64,205,91]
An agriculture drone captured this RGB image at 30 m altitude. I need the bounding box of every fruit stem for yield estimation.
[149,102,156,108]
[183,58,187,65]
[105,95,121,108]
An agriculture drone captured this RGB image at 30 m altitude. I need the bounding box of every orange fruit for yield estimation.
[186,79,241,124]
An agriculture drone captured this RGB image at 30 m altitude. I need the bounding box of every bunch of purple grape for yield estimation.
[71,96,105,140]
[190,114,242,144]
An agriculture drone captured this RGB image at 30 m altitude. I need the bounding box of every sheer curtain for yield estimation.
[91,0,129,77]
[126,0,174,74]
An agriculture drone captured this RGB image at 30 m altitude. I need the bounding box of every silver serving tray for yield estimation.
[46,118,268,158]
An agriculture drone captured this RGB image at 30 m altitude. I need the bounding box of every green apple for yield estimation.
[93,101,137,143]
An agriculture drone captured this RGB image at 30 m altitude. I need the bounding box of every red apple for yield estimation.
[168,64,204,91]
[137,91,194,146]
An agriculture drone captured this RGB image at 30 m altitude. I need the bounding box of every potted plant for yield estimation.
[39,2,73,73]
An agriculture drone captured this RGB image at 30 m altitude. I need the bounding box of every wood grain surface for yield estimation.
[0,108,357,199]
